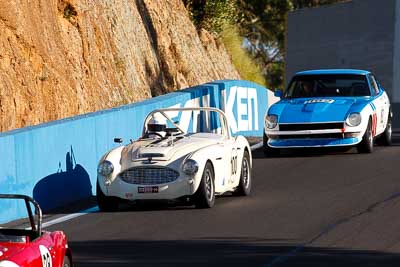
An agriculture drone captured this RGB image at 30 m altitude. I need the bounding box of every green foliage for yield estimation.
[265,62,284,90]
[291,0,345,9]
[220,24,266,87]
[184,0,345,89]
[183,0,238,33]
[236,0,345,88]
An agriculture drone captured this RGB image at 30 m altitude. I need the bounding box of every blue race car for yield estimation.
[264,69,392,155]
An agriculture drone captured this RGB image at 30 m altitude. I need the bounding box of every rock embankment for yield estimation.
[0,0,239,132]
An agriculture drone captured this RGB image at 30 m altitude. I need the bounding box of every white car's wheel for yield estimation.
[357,119,374,153]
[234,151,251,196]
[96,181,119,212]
[194,162,215,209]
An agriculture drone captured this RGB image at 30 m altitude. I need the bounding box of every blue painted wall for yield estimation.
[0,80,269,217]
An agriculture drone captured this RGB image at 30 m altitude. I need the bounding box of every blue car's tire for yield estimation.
[377,109,392,146]
[357,119,374,153]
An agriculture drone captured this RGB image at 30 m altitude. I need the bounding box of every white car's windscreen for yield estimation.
[145,110,224,136]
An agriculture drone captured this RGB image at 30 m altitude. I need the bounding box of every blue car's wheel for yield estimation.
[357,119,373,153]
[377,109,392,146]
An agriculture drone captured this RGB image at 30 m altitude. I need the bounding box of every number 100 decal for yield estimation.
[231,155,237,175]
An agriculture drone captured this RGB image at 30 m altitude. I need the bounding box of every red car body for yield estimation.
[0,194,72,267]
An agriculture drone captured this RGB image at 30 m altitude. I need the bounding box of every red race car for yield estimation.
[0,194,72,267]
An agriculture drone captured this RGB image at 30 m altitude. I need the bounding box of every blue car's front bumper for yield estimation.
[268,137,361,148]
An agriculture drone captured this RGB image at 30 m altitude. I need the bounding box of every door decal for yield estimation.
[39,245,52,267]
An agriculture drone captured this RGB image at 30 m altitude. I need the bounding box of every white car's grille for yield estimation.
[119,167,179,185]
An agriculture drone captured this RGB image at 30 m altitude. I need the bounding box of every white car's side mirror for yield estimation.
[114,138,123,144]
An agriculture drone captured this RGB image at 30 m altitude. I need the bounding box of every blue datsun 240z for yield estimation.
[263,69,393,155]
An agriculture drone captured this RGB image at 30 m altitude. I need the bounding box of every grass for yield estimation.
[220,24,267,87]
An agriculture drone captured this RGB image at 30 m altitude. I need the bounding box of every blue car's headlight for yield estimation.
[182,159,199,175]
[97,160,114,176]
[265,115,278,129]
[346,113,362,127]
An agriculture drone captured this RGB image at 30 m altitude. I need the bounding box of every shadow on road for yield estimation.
[69,239,400,267]
[252,146,355,159]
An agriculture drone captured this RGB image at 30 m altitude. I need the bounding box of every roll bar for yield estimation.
[0,194,42,234]
[143,107,231,138]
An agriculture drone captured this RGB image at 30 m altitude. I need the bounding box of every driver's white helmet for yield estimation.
[147,113,167,137]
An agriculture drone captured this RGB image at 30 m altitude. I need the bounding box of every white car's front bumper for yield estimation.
[99,175,195,200]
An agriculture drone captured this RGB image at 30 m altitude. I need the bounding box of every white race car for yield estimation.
[96,107,252,211]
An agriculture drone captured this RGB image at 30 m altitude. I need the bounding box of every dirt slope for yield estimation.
[0,0,239,132]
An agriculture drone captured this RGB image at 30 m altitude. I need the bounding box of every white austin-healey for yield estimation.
[96,107,252,211]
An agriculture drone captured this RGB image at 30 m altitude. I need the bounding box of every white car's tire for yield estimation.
[97,181,119,212]
[194,162,215,209]
[234,151,251,196]
[357,119,374,153]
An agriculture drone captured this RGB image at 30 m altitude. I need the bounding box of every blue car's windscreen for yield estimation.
[285,74,370,98]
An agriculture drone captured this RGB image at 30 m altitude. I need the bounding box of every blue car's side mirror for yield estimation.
[274,89,283,98]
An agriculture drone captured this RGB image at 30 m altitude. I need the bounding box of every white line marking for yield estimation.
[251,141,263,151]
[42,206,99,228]
[42,139,264,228]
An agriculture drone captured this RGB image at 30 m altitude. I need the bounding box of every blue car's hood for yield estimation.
[272,98,368,123]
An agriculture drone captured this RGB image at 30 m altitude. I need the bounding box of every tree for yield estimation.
[183,0,344,89]
[236,0,344,89]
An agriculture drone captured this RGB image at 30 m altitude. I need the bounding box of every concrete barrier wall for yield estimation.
[0,80,269,218]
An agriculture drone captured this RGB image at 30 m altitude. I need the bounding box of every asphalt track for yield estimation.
[48,134,400,267]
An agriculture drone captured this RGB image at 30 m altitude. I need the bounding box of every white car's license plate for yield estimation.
[138,186,159,193]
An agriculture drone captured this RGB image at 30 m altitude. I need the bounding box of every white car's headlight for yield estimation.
[182,159,199,175]
[346,113,362,127]
[97,160,114,176]
[265,115,278,129]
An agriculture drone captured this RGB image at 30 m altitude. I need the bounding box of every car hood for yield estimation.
[273,98,367,123]
[0,242,27,260]
[121,133,222,168]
